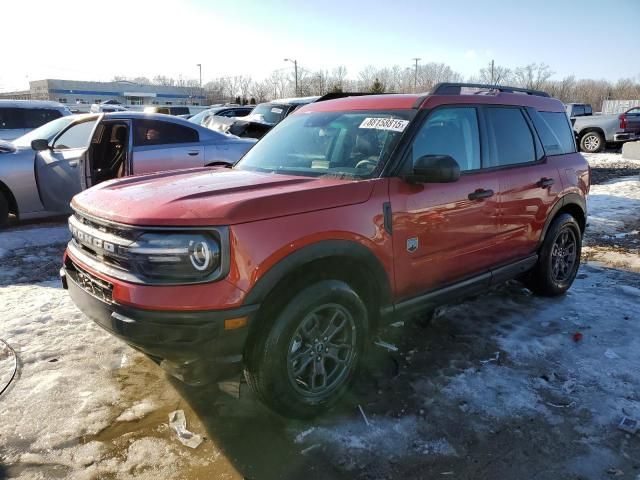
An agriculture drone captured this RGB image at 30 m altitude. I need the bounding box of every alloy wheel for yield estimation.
[583,134,600,152]
[551,228,577,282]
[287,303,357,398]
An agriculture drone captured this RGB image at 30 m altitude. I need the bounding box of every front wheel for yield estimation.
[244,280,368,418]
[525,213,581,296]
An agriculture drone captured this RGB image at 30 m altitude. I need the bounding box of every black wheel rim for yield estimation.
[551,228,578,283]
[286,303,357,398]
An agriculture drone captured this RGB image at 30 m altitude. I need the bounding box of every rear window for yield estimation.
[0,108,24,129]
[133,119,199,146]
[530,110,576,156]
[485,107,536,167]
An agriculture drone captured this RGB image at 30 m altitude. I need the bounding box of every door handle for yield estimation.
[188,151,199,156]
[69,161,78,167]
[468,189,494,201]
[537,177,555,188]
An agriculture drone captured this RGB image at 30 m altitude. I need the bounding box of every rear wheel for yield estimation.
[244,280,368,418]
[0,194,9,228]
[580,131,605,153]
[525,214,581,296]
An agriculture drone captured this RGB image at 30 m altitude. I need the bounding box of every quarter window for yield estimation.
[53,120,97,150]
[412,107,480,171]
[133,119,198,146]
[485,108,536,167]
[530,111,576,155]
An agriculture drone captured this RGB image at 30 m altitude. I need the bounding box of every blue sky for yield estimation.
[2,0,638,90]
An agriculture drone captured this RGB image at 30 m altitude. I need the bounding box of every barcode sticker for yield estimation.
[359,117,409,132]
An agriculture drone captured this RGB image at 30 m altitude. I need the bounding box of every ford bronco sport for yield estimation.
[62,83,589,418]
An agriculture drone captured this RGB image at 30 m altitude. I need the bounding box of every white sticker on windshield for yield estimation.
[359,117,409,132]
[271,107,283,114]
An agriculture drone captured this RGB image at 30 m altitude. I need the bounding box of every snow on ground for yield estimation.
[583,151,640,169]
[587,176,640,236]
[0,225,69,259]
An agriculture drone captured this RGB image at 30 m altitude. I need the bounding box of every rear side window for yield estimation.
[485,107,536,167]
[412,107,481,171]
[133,119,199,146]
[23,109,63,129]
[0,108,25,129]
[529,110,576,155]
[53,120,97,150]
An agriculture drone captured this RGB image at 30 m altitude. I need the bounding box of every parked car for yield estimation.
[566,102,640,152]
[188,106,254,126]
[143,106,191,116]
[62,83,589,418]
[0,112,255,226]
[0,100,71,141]
[90,100,128,113]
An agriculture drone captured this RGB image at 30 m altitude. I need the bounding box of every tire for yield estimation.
[0,194,9,228]
[579,131,605,153]
[525,213,581,296]
[244,280,368,418]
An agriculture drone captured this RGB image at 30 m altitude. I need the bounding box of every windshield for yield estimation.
[13,116,77,147]
[243,104,288,125]
[188,109,215,125]
[235,109,415,179]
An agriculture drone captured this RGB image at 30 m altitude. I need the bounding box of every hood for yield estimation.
[71,168,375,226]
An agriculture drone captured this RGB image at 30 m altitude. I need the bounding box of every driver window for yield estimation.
[412,107,480,171]
[53,120,97,150]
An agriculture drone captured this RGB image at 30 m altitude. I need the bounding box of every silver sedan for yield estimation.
[0,112,256,226]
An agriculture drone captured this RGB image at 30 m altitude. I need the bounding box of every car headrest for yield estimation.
[110,125,127,143]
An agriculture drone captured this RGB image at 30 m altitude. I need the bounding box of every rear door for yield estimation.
[483,106,562,262]
[131,119,203,174]
[624,108,640,132]
[35,117,100,212]
[389,106,502,299]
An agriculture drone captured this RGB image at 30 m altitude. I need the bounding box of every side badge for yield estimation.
[406,237,418,253]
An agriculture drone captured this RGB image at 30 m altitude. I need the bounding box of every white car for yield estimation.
[0,100,71,141]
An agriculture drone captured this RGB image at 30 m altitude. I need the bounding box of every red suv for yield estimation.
[62,83,589,418]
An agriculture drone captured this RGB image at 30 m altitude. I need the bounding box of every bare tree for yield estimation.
[153,75,176,86]
[513,63,554,90]
[478,61,512,84]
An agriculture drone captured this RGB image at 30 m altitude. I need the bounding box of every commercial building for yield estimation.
[1,79,205,106]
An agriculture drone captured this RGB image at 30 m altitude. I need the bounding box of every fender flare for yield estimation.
[242,239,392,308]
[538,193,586,248]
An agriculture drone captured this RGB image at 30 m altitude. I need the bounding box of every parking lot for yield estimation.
[0,151,638,480]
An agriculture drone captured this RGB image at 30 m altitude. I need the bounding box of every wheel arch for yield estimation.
[538,193,586,248]
[0,179,18,217]
[243,240,393,344]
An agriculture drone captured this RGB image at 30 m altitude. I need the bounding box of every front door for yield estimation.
[389,106,502,300]
[35,118,100,212]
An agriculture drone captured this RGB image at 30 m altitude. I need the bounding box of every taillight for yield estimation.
[619,114,627,129]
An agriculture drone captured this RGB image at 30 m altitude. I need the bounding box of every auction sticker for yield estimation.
[359,117,409,132]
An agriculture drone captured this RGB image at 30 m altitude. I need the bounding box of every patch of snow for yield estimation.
[0,225,69,258]
[587,176,640,236]
[116,399,157,422]
[583,152,640,168]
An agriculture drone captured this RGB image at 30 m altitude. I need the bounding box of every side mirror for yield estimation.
[408,154,461,183]
[31,139,50,151]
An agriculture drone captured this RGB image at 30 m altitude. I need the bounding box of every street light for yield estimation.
[284,58,298,96]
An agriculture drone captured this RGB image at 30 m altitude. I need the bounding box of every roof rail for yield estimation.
[316,92,392,102]
[431,82,550,98]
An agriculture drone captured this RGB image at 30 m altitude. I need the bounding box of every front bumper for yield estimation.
[61,262,259,385]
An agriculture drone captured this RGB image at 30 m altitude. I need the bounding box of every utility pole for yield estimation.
[284,58,298,96]
[490,59,495,84]
[196,64,202,88]
[412,58,421,93]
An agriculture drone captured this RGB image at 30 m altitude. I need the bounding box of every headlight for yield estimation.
[127,233,220,282]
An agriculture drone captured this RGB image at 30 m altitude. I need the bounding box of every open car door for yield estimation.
[34,115,102,212]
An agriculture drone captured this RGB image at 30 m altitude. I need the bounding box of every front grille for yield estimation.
[69,212,136,273]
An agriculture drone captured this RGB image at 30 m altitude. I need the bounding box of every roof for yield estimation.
[0,99,68,109]
[269,96,321,106]
[297,90,565,114]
